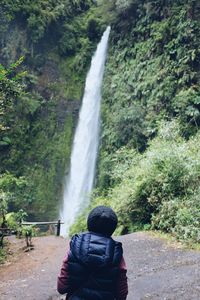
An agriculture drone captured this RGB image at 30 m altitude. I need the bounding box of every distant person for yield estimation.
[57,205,128,300]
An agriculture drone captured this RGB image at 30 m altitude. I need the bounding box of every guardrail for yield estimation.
[21,220,64,236]
[0,220,64,248]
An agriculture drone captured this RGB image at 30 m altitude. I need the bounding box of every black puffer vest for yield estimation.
[67,232,123,300]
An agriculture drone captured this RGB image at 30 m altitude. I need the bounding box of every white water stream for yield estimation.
[60,26,111,236]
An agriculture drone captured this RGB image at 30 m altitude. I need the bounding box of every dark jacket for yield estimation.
[58,232,127,300]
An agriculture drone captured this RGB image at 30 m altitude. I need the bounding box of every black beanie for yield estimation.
[87,206,118,236]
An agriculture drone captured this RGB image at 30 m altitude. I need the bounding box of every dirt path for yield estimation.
[0,233,200,300]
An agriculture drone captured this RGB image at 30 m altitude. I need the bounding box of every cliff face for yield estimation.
[1,1,200,242]
[0,0,102,220]
[70,0,200,243]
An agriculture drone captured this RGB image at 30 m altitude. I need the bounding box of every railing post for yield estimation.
[56,220,61,236]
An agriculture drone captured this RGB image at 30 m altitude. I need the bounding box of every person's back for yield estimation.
[57,206,128,300]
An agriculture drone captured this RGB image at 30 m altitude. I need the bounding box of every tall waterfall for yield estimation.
[60,26,111,236]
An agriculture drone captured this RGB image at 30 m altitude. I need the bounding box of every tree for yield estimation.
[0,191,8,225]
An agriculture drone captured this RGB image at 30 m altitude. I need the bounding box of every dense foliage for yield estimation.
[0,0,94,42]
[0,0,105,221]
[0,0,199,244]
[71,0,200,243]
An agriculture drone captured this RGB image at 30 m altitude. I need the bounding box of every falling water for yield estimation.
[60,26,111,236]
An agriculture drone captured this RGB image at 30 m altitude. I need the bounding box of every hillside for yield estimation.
[70,0,200,244]
[0,0,104,220]
[0,0,200,245]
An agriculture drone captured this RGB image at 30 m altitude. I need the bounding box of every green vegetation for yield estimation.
[71,122,200,243]
[0,0,199,246]
[0,0,95,42]
[0,58,72,219]
[71,0,200,244]
[0,0,106,224]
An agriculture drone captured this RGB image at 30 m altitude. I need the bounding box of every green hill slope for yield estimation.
[0,0,199,243]
[71,0,200,243]
[0,0,104,220]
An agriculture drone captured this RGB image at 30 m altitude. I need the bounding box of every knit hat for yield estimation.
[87,206,118,236]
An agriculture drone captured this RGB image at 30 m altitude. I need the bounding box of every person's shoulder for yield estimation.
[70,231,122,249]
[70,231,89,239]
[110,236,123,247]
[110,237,123,258]
[70,231,90,245]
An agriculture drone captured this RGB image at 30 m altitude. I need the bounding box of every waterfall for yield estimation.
[60,26,111,236]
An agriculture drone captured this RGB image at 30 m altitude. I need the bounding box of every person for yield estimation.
[57,205,128,300]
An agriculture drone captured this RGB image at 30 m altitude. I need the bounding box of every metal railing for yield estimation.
[21,220,64,236]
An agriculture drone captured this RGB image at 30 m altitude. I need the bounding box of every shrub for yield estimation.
[76,121,200,242]
[87,18,101,41]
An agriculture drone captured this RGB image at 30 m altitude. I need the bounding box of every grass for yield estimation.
[149,230,200,251]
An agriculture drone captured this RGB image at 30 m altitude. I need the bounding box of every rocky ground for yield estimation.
[0,232,200,300]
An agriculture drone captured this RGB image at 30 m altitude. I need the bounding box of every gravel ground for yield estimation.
[118,233,200,300]
[0,232,199,300]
